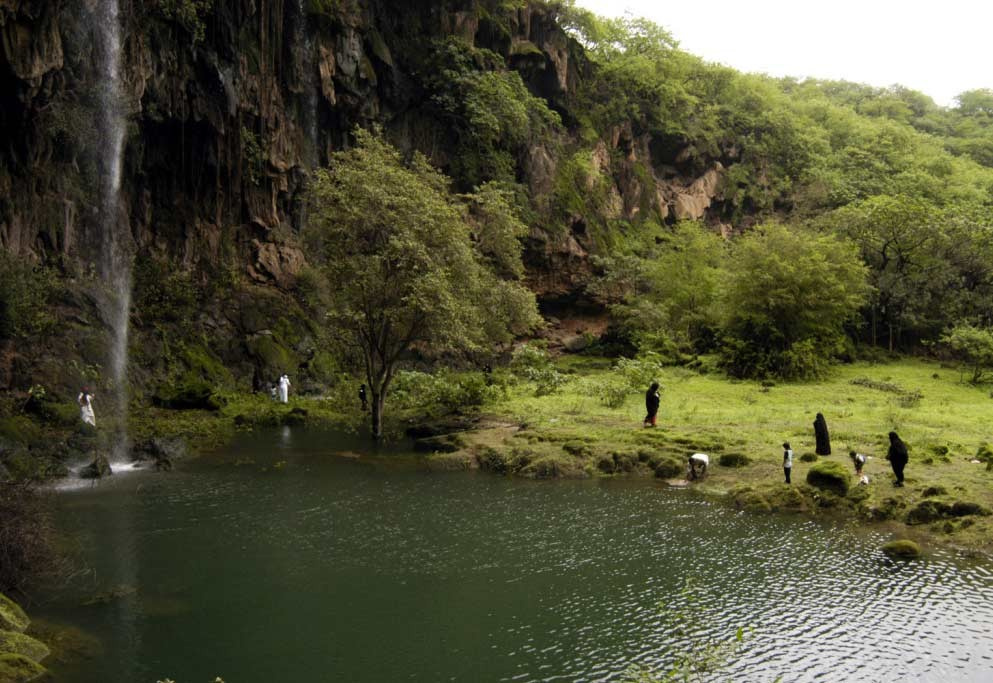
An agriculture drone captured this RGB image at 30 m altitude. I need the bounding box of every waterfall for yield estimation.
[94,0,132,466]
[298,0,319,167]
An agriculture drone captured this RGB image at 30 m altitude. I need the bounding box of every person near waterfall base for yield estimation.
[78,387,96,426]
[278,374,291,403]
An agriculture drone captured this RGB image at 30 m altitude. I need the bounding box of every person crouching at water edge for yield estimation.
[850,450,869,485]
[644,382,661,427]
[687,453,709,480]
[782,441,793,484]
[78,387,96,426]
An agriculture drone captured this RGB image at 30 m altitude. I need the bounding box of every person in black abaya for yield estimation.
[814,412,831,456]
[644,382,661,428]
[887,431,909,486]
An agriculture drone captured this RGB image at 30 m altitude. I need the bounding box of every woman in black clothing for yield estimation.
[644,382,661,427]
[887,431,909,486]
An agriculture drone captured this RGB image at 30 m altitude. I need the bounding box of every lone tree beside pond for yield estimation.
[304,128,540,437]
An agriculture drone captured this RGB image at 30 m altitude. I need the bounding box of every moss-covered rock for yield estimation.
[282,406,309,426]
[949,501,991,517]
[799,452,818,463]
[413,433,467,454]
[864,497,906,521]
[595,454,615,474]
[561,441,594,458]
[806,460,851,496]
[0,419,43,449]
[647,454,683,479]
[0,596,28,633]
[246,335,296,378]
[152,380,225,411]
[766,484,814,511]
[520,454,588,479]
[905,500,953,525]
[476,447,509,474]
[0,631,49,663]
[26,619,102,670]
[425,452,476,471]
[79,454,111,479]
[0,652,46,682]
[881,539,921,559]
[921,485,948,497]
[611,451,636,473]
[718,452,750,468]
[731,487,772,513]
[23,394,78,427]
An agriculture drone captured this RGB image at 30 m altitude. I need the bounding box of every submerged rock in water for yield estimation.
[882,539,922,559]
[0,595,28,633]
[0,631,50,664]
[78,455,111,479]
[132,436,187,471]
[0,652,46,682]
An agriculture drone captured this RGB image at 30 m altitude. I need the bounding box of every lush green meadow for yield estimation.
[446,356,993,553]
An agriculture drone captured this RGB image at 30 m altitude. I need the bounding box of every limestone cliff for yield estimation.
[0,0,730,393]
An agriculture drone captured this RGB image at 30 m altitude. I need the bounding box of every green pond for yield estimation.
[40,427,993,682]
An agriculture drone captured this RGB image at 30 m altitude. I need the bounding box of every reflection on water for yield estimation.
[40,428,993,682]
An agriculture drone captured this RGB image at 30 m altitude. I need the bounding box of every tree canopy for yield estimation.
[305,128,540,435]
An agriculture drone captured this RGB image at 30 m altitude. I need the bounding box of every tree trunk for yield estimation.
[371,391,384,438]
[871,304,877,347]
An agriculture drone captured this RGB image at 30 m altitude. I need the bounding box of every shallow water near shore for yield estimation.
[39,427,993,682]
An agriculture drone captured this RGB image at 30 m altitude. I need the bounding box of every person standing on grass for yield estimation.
[278,373,291,403]
[644,382,661,428]
[887,431,909,487]
[814,413,831,455]
[782,441,793,484]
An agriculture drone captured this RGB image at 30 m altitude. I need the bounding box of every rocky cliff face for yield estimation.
[1,0,728,284]
[0,0,730,392]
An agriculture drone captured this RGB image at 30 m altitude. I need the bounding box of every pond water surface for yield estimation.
[40,427,993,682]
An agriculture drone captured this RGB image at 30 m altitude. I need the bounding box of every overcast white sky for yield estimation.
[574,0,992,107]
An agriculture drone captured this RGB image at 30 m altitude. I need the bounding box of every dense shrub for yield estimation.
[718,452,750,468]
[509,343,567,396]
[805,460,851,496]
[0,253,59,341]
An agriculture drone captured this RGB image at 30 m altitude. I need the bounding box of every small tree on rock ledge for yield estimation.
[305,128,540,437]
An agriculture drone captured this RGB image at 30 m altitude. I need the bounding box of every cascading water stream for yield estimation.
[298,0,319,167]
[94,0,133,468]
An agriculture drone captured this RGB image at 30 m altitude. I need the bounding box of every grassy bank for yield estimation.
[3,356,991,558]
[436,356,993,554]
